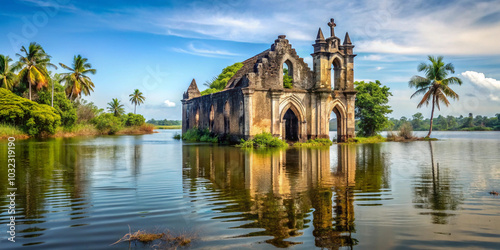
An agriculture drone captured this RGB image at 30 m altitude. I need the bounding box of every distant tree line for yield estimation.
[388,113,500,131]
[146,119,181,126]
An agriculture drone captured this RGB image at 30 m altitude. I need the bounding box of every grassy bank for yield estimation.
[0,124,29,140]
[0,123,155,140]
[346,135,387,144]
[155,125,181,129]
[237,132,288,148]
[294,138,333,147]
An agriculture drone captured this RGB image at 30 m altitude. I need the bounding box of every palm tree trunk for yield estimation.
[29,81,32,100]
[134,104,136,114]
[427,95,436,138]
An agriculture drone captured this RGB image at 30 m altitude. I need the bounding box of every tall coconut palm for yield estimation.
[0,55,17,90]
[59,55,96,101]
[107,98,125,117]
[409,56,462,138]
[13,42,56,100]
[129,89,146,114]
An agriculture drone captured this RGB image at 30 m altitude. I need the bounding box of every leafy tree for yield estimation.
[107,98,125,117]
[409,56,462,137]
[0,55,17,90]
[122,113,146,126]
[283,68,293,89]
[59,55,96,100]
[0,88,60,136]
[411,112,424,130]
[38,90,77,128]
[74,99,103,123]
[201,62,243,95]
[354,80,393,137]
[129,89,145,114]
[92,113,121,134]
[13,42,57,100]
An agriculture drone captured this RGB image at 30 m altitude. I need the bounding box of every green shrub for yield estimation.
[294,138,333,147]
[92,113,122,134]
[181,128,218,143]
[122,113,146,127]
[237,132,288,148]
[0,88,60,136]
[38,91,77,128]
[173,133,181,140]
[398,122,414,139]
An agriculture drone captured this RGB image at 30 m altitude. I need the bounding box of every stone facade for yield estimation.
[182,19,357,142]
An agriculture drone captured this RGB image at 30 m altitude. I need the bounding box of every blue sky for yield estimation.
[1,0,500,120]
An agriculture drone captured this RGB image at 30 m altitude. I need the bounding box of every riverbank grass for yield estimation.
[294,138,333,147]
[179,128,218,143]
[155,125,181,129]
[237,132,288,148]
[0,124,29,140]
[347,135,387,144]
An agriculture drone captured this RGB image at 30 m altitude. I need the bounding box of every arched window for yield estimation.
[331,58,341,90]
[283,60,293,89]
[209,105,214,131]
[224,101,230,134]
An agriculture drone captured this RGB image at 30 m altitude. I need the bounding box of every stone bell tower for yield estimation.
[312,18,355,91]
[311,18,357,142]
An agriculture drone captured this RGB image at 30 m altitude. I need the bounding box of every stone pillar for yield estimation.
[242,88,255,139]
[310,94,317,139]
[344,91,357,139]
[318,91,330,138]
[181,100,187,133]
[270,90,282,137]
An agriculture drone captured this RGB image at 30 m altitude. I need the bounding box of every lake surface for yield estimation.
[1,130,499,249]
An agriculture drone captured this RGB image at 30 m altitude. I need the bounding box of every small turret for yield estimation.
[343,32,352,45]
[316,28,326,42]
[183,79,201,99]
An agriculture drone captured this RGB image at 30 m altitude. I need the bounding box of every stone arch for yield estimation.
[329,100,347,142]
[224,101,230,134]
[331,56,343,90]
[194,107,199,128]
[209,104,215,131]
[279,96,306,141]
[279,95,306,123]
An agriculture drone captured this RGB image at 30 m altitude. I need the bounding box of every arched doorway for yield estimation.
[209,105,214,131]
[330,104,346,142]
[283,108,299,141]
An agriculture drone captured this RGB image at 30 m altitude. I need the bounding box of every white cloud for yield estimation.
[172,42,241,58]
[164,100,176,107]
[461,71,500,102]
[376,66,384,71]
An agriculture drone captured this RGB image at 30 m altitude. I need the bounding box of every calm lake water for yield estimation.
[1,130,499,249]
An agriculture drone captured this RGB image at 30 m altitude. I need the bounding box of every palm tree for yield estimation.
[129,89,146,114]
[107,98,125,117]
[409,56,462,137]
[0,55,17,90]
[59,55,96,101]
[13,42,56,100]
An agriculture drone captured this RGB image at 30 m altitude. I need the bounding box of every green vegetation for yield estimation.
[0,88,60,136]
[201,62,243,95]
[0,123,28,139]
[107,98,125,117]
[157,125,181,129]
[129,89,145,114]
[237,132,288,148]
[409,56,463,137]
[1,42,155,139]
[180,128,218,143]
[147,119,181,126]
[294,138,332,147]
[347,135,387,144]
[283,68,293,89]
[355,80,392,137]
[173,133,181,140]
[388,112,500,131]
[13,42,56,100]
[59,54,96,100]
[0,55,17,90]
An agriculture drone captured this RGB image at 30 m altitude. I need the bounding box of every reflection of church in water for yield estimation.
[182,145,357,248]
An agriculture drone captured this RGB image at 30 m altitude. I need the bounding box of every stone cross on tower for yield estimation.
[328,18,336,37]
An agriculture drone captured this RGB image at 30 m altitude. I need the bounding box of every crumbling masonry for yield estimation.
[182,19,356,142]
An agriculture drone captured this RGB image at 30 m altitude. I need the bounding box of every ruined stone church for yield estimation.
[182,19,356,142]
